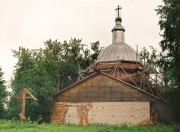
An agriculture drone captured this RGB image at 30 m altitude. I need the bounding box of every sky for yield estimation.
[0,0,162,81]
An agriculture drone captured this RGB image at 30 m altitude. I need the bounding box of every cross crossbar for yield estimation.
[15,88,37,125]
[116,5,122,17]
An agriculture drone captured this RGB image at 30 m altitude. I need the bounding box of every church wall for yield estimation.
[51,102,150,125]
[101,71,139,85]
[95,61,143,70]
[51,73,157,125]
[94,62,143,87]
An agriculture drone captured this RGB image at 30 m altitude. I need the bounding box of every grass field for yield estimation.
[0,120,180,132]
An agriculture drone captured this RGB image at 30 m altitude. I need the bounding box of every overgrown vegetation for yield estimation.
[0,120,180,132]
[155,0,180,121]
[0,67,7,119]
[138,0,180,122]
[6,39,101,122]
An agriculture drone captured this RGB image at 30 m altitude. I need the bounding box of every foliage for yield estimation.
[139,46,158,67]
[156,0,180,87]
[90,41,102,61]
[0,67,7,119]
[156,0,180,121]
[7,39,101,122]
[0,119,37,130]
[0,120,180,132]
[139,47,164,96]
[139,46,169,87]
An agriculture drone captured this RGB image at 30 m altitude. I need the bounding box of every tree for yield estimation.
[0,67,7,118]
[8,39,101,122]
[139,47,172,97]
[43,39,83,90]
[90,41,102,61]
[156,0,180,121]
[156,0,180,86]
[139,47,150,66]
[8,47,55,122]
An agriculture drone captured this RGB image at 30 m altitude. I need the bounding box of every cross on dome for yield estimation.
[116,5,122,17]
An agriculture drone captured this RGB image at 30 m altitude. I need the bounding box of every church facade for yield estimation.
[51,7,172,125]
[52,72,159,125]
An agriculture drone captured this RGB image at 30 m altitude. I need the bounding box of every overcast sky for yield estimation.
[0,0,162,81]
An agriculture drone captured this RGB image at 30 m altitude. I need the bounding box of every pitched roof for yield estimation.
[53,71,160,100]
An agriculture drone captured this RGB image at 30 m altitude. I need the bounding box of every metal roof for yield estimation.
[96,42,141,63]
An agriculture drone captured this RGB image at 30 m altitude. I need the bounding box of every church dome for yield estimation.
[96,42,141,63]
[96,7,141,63]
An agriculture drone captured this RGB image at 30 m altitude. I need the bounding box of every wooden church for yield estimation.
[51,6,171,125]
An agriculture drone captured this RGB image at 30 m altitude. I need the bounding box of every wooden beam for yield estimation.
[21,90,26,125]
[15,88,37,125]
[118,65,140,88]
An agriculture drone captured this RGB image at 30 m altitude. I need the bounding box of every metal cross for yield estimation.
[116,5,122,17]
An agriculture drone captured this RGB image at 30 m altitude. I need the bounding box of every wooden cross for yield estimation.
[15,88,37,125]
[116,5,122,17]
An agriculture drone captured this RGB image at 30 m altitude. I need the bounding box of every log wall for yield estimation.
[95,61,143,70]
[94,61,143,86]
[54,74,156,102]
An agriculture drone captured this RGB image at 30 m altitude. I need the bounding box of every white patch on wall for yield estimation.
[65,105,79,124]
[63,102,150,125]
[88,102,150,125]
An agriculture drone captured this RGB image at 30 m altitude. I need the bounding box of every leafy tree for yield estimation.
[156,0,180,121]
[139,47,150,66]
[140,47,171,96]
[139,46,159,67]
[43,39,83,90]
[8,39,101,122]
[156,0,180,86]
[7,47,55,122]
[90,41,102,61]
[0,67,7,119]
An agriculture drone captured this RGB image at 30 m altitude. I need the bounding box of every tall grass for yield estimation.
[0,120,180,132]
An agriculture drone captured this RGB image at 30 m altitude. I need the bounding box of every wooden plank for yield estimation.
[14,88,37,125]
